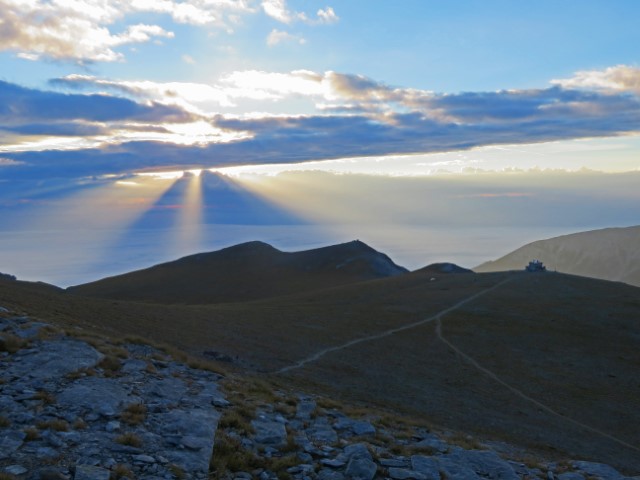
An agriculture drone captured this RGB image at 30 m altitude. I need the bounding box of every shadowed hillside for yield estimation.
[416,262,474,274]
[2,267,640,472]
[67,240,408,304]
[474,225,640,286]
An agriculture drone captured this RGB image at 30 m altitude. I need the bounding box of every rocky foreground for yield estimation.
[0,307,637,480]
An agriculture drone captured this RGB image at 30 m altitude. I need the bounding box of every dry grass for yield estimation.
[210,431,261,475]
[167,464,186,480]
[120,403,147,426]
[115,432,142,448]
[217,409,254,435]
[36,419,69,432]
[0,332,26,353]
[23,426,40,441]
[210,431,279,478]
[98,355,122,376]
[144,361,157,374]
[65,367,97,380]
[34,390,55,405]
[73,417,88,430]
[110,463,134,479]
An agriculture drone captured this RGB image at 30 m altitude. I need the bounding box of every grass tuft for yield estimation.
[34,390,56,405]
[115,432,142,448]
[23,426,40,441]
[0,333,26,353]
[110,463,134,479]
[73,417,88,430]
[36,419,69,432]
[98,355,122,376]
[120,403,147,426]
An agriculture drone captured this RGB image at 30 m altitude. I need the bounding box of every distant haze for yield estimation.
[0,223,605,288]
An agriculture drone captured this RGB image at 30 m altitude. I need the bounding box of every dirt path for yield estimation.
[276,273,640,455]
[275,276,513,374]
[435,318,640,454]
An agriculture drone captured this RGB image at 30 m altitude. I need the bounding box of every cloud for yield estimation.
[0,0,251,62]
[182,54,196,65]
[261,0,300,24]
[2,65,640,181]
[0,0,179,62]
[551,65,640,94]
[0,157,24,166]
[51,74,235,110]
[316,7,339,24]
[0,81,195,125]
[266,29,306,46]
[261,0,338,25]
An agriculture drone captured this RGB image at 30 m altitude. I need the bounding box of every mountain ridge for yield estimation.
[67,239,409,304]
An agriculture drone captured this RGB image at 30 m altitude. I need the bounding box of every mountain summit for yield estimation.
[67,240,408,304]
[474,225,640,286]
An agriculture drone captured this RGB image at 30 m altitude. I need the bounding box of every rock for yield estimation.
[38,468,68,480]
[296,397,317,420]
[573,461,626,480]
[133,454,156,463]
[212,397,231,408]
[321,458,347,468]
[43,430,64,448]
[251,416,288,447]
[435,456,481,480]
[345,456,377,480]
[307,422,338,444]
[413,435,448,453]
[0,430,25,458]
[388,468,427,480]
[105,421,120,432]
[5,465,28,475]
[73,465,111,480]
[182,435,208,450]
[57,377,134,416]
[410,455,440,480]
[558,474,585,480]
[344,443,372,461]
[36,447,59,459]
[351,421,375,436]
[5,339,103,380]
[318,469,346,480]
[121,359,147,373]
[380,458,407,468]
[444,449,519,480]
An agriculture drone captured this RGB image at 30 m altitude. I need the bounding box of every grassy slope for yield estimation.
[475,225,640,287]
[1,271,639,472]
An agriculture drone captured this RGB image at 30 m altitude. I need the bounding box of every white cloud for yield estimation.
[0,0,252,62]
[182,54,196,64]
[220,70,323,99]
[0,158,24,166]
[261,0,338,25]
[53,74,235,110]
[551,65,640,94]
[316,7,339,24]
[266,29,306,46]
[261,0,300,24]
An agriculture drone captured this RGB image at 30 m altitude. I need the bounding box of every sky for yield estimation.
[1,0,640,286]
